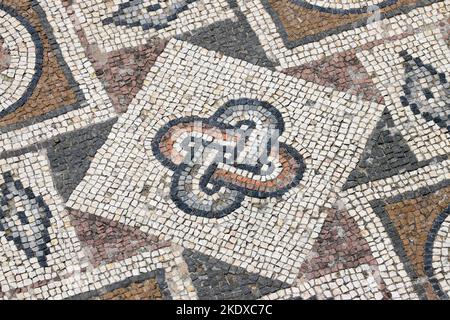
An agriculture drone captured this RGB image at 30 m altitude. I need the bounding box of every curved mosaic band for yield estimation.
[290,0,398,14]
[425,205,450,300]
[152,99,305,218]
[102,0,200,31]
[0,3,43,118]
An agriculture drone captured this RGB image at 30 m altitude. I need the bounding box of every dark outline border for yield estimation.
[0,3,43,118]
[152,98,306,218]
[399,50,450,134]
[0,171,52,268]
[67,269,172,300]
[370,179,450,300]
[424,205,450,300]
[260,0,443,50]
[290,0,398,15]
[0,0,86,134]
[102,0,199,31]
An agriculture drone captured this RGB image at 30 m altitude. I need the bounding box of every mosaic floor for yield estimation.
[0,0,449,300]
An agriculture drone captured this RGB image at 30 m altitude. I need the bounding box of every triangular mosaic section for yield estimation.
[283,50,382,103]
[298,207,375,281]
[64,1,167,114]
[69,210,171,268]
[47,119,117,201]
[177,0,274,68]
[371,185,450,300]
[343,108,419,189]
[69,269,172,300]
[183,249,289,300]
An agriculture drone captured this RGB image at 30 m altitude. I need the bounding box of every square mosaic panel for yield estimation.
[0,0,115,154]
[67,39,385,284]
[240,0,448,68]
[0,151,85,297]
[357,28,450,162]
